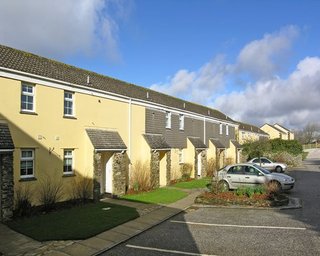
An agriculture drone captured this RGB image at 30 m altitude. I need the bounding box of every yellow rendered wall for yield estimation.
[170,149,182,180]
[0,77,146,204]
[260,124,282,140]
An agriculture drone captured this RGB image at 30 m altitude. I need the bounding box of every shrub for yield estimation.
[180,163,193,181]
[265,181,281,195]
[71,176,92,203]
[14,185,33,217]
[38,176,64,212]
[130,161,151,192]
[206,158,216,177]
[235,186,267,198]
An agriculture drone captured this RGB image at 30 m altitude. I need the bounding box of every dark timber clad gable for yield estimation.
[0,44,236,124]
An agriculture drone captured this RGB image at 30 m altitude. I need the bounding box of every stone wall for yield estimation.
[93,152,102,202]
[150,151,160,188]
[200,150,207,177]
[166,151,171,185]
[112,152,128,196]
[0,152,14,222]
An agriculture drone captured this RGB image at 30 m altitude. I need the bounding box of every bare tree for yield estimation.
[295,122,320,144]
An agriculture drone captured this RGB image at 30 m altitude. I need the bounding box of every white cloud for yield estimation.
[235,26,299,79]
[150,55,230,105]
[212,57,320,129]
[0,0,129,61]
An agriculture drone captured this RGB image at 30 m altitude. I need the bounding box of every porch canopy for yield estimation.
[188,137,207,149]
[86,129,127,152]
[143,134,171,150]
[210,138,228,149]
[0,123,14,152]
[231,139,243,149]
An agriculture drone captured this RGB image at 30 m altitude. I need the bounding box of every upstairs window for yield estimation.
[165,111,171,129]
[63,149,74,174]
[20,149,34,178]
[219,123,223,135]
[21,83,35,112]
[64,91,74,117]
[179,114,184,130]
[226,124,229,136]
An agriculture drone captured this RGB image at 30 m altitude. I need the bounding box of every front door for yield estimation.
[105,156,113,193]
[197,152,202,177]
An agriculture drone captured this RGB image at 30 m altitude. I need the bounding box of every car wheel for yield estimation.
[275,166,283,173]
[218,180,229,192]
[268,180,281,194]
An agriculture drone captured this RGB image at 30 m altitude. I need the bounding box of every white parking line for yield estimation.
[126,244,217,256]
[171,220,306,230]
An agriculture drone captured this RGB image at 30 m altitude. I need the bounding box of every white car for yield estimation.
[216,163,295,191]
[247,157,287,172]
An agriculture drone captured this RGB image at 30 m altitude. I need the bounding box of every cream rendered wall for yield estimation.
[170,149,182,180]
[185,139,196,178]
[0,77,147,204]
[239,130,260,144]
[260,124,281,140]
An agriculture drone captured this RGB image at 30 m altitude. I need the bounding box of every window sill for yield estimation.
[20,111,38,116]
[62,173,76,177]
[63,115,77,120]
[19,177,37,182]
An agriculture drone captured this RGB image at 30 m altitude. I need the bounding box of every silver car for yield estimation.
[216,163,295,191]
[247,157,287,172]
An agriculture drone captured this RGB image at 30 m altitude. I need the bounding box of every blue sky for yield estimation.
[1,0,320,130]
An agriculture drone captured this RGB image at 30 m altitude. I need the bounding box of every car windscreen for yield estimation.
[253,164,271,174]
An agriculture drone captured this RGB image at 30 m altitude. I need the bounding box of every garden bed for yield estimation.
[195,191,289,207]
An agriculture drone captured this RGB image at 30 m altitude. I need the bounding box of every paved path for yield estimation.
[0,189,202,256]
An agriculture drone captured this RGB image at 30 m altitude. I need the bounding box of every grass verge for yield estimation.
[172,178,211,189]
[121,188,188,204]
[7,202,139,241]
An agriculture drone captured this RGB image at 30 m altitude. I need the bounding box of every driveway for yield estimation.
[104,150,320,256]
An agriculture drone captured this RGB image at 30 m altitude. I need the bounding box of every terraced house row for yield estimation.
[0,45,266,221]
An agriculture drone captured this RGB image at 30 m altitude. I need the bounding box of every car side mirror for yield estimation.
[258,172,264,176]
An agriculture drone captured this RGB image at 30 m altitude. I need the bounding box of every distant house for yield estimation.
[260,123,294,140]
[237,122,269,144]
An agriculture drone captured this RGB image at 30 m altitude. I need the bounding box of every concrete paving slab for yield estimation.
[96,230,129,242]
[59,242,96,256]
[110,224,141,236]
[78,237,113,251]
[122,219,151,230]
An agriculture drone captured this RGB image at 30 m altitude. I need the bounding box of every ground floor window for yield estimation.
[20,149,34,178]
[63,149,73,174]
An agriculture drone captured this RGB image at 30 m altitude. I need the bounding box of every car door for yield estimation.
[226,166,244,189]
[243,165,267,186]
[260,158,273,170]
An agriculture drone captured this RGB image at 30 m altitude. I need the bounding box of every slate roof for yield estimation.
[188,137,207,149]
[263,123,286,134]
[0,44,236,123]
[238,121,269,136]
[143,134,171,150]
[210,138,228,149]
[231,139,242,149]
[86,129,127,151]
[0,123,14,150]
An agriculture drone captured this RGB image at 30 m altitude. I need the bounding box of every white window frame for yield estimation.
[179,114,185,130]
[20,149,35,178]
[64,91,74,117]
[165,111,172,129]
[226,124,229,136]
[179,149,184,164]
[63,149,74,174]
[21,83,35,112]
[219,123,223,135]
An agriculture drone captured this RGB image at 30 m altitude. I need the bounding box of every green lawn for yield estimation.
[121,188,188,204]
[172,178,211,189]
[7,202,139,241]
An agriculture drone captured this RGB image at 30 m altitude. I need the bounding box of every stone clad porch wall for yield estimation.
[166,151,171,185]
[112,152,128,196]
[93,152,102,202]
[150,151,160,188]
[200,150,207,177]
[0,152,14,222]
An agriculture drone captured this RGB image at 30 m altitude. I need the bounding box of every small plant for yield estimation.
[266,181,281,195]
[180,163,193,181]
[71,176,92,203]
[235,186,267,198]
[14,185,33,217]
[130,161,151,192]
[235,186,246,196]
[38,175,64,212]
[206,158,216,177]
